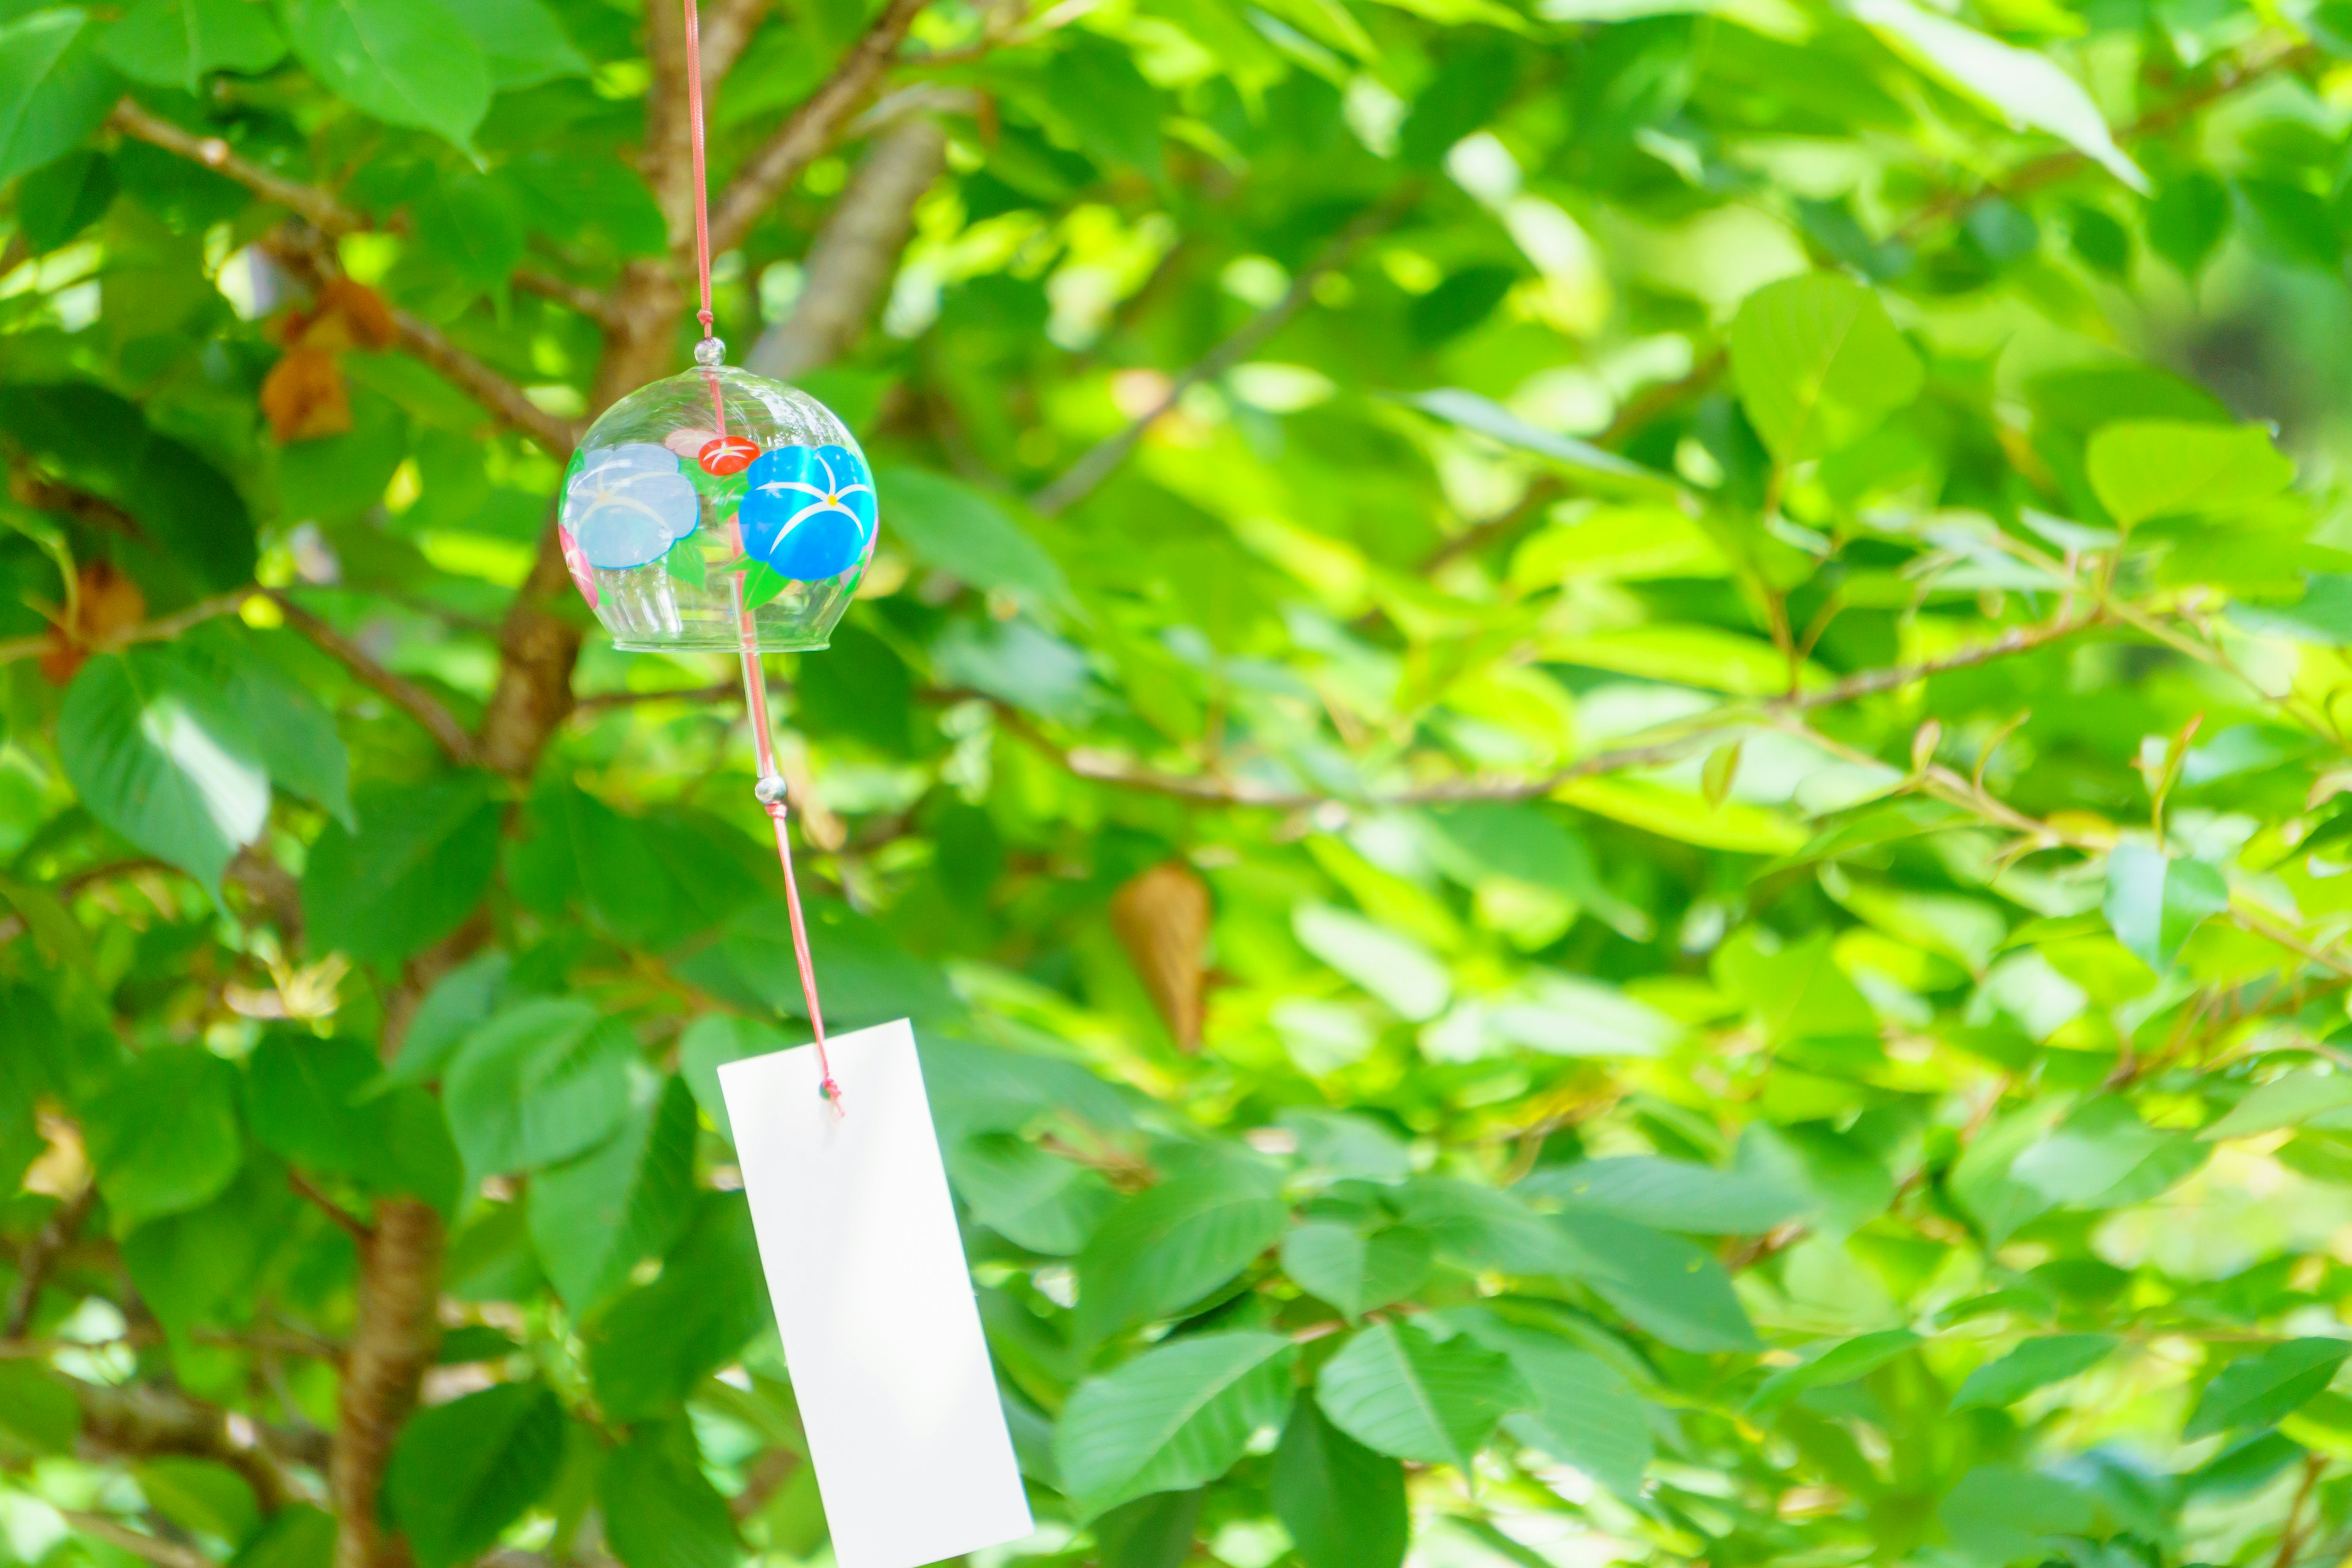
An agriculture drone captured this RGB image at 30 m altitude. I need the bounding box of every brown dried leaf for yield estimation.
[39,561,146,685]
[319,277,397,350]
[1109,861,1211,1052]
[262,347,352,442]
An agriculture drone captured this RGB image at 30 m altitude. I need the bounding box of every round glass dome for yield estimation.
[557,363,877,653]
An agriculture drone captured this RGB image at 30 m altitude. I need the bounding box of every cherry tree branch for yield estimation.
[262,591,481,768]
[705,0,935,256]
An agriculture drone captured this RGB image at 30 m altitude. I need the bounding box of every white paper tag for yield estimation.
[717,1019,1033,1568]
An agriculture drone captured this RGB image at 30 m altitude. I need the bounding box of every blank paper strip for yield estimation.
[718,1019,1033,1568]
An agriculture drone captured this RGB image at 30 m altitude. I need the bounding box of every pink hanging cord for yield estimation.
[689,0,840,1109]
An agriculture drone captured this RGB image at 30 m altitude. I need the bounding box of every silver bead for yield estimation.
[693,337,726,368]
[753,775,790,807]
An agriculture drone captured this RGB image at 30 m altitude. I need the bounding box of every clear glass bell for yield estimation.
[557,358,877,653]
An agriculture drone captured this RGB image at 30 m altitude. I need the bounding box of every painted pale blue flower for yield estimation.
[565,442,700,570]
[739,444,876,581]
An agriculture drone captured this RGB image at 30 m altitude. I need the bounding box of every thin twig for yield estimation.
[6,1185,96,1338]
[56,1510,213,1568]
[1032,187,1422,517]
[287,1169,374,1245]
[263,590,481,767]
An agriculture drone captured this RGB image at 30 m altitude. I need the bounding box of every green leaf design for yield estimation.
[1271,1395,1407,1568]
[1054,1330,1297,1517]
[281,0,490,150]
[1313,1321,1528,1471]
[382,1381,565,1568]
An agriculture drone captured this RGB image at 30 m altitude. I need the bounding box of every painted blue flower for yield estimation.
[565,442,700,570]
[739,444,876,581]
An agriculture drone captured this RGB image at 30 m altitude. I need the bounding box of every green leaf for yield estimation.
[946,1132,1115,1254]
[1937,1465,2098,1567]
[600,1421,737,1568]
[1751,1329,1920,1411]
[61,648,270,895]
[1093,1490,1206,1568]
[1520,1155,1809,1234]
[101,0,286,92]
[2185,1338,2352,1439]
[210,631,352,826]
[1853,0,2143,190]
[1074,1163,1288,1344]
[2149,172,2230,281]
[1728,273,1924,462]
[1554,1212,1762,1352]
[876,466,1075,620]
[302,775,503,964]
[122,1161,286,1335]
[1402,389,1678,494]
[443,0,585,89]
[1453,1311,1652,1496]
[587,1195,771,1421]
[443,1000,636,1176]
[1951,1335,2116,1411]
[1293,905,1450,1021]
[2086,421,2294,527]
[84,1046,242,1231]
[2103,842,2228,973]
[281,0,490,151]
[527,1072,696,1313]
[675,1012,784,1145]
[1714,927,1879,1042]
[1280,1223,1432,1319]
[16,147,115,252]
[1313,1321,1528,1471]
[0,10,121,185]
[383,1381,565,1568]
[0,1364,81,1455]
[415,169,524,300]
[2203,1072,2352,1141]
[382,952,509,1089]
[1270,1395,1407,1568]
[1054,1330,1297,1517]
[135,1459,259,1545]
[227,1507,334,1568]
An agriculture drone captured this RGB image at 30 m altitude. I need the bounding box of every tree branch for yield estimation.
[75,1379,323,1510]
[263,591,480,768]
[992,606,2113,809]
[6,1184,95,1338]
[1033,187,1419,517]
[747,115,946,380]
[58,1510,214,1568]
[706,0,935,257]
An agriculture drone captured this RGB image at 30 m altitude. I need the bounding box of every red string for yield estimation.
[696,3,839,1110]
